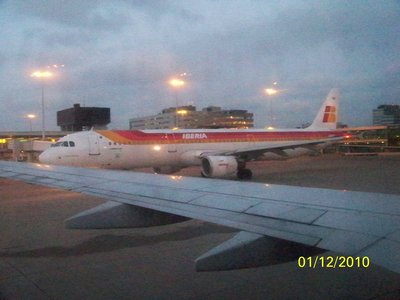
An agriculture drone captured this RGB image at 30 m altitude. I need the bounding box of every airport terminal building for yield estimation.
[373,104,400,126]
[129,105,254,129]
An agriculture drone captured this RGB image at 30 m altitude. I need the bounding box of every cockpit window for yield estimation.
[51,141,75,147]
[51,142,62,147]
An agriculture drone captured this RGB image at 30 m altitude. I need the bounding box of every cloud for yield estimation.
[1,0,400,130]
[8,0,202,29]
[8,1,118,29]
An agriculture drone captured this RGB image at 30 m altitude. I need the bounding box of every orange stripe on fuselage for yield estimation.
[97,130,134,144]
[96,130,344,145]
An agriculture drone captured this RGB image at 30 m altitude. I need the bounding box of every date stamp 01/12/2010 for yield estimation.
[298,256,371,269]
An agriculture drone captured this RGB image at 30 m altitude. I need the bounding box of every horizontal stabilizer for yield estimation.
[65,201,189,229]
[195,231,323,271]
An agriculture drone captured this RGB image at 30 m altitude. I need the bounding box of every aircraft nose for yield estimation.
[39,150,52,164]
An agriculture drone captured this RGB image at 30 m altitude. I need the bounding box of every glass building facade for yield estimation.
[373,105,400,126]
[129,106,254,129]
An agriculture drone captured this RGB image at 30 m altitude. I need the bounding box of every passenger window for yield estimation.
[69,141,75,147]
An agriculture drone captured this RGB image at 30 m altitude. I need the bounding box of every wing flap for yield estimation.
[315,230,381,254]
[246,203,327,224]
[89,181,206,204]
[314,210,400,237]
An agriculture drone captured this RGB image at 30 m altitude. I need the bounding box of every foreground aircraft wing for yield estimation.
[215,136,344,159]
[0,160,399,274]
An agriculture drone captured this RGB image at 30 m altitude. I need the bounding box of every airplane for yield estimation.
[0,160,399,274]
[39,89,349,179]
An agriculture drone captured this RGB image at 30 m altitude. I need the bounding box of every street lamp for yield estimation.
[30,70,53,139]
[26,114,36,131]
[176,109,188,115]
[264,88,278,96]
[168,78,185,88]
[168,77,186,128]
[264,85,280,126]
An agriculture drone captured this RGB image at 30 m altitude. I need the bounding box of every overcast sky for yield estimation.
[1,0,399,131]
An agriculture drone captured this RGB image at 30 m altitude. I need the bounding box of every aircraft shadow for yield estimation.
[0,223,234,258]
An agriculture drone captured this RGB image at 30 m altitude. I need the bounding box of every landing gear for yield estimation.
[236,160,252,180]
[237,168,252,180]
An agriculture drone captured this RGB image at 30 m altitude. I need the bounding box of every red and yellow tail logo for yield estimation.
[323,106,336,123]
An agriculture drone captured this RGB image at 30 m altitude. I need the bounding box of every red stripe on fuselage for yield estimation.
[98,130,345,145]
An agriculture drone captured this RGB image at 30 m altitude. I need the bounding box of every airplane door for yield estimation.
[167,133,177,153]
[88,134,101,155]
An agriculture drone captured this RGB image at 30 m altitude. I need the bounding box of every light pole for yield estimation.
[26,114,36,131]
[168,78,185,128]
[30,71,53,139]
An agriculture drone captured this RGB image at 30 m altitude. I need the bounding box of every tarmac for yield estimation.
[1,154,400,299]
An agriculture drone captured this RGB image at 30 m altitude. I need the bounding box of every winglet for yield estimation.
[307,89,339,131]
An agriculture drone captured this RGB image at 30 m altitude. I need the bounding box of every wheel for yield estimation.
[237,168,252,180]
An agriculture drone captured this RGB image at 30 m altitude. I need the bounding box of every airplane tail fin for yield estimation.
[307,89,339,131]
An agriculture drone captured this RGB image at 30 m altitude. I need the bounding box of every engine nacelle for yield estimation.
[201,156,238,178]
[153,166,182,174]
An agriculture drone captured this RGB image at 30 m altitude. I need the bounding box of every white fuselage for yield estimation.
[39,128,344,169]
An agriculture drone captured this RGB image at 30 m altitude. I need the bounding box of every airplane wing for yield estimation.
[0,160,399,274]
[211,136,344,159]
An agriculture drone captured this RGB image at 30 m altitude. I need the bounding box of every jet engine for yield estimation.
[153,166,182,174]
[201,156,238,178]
